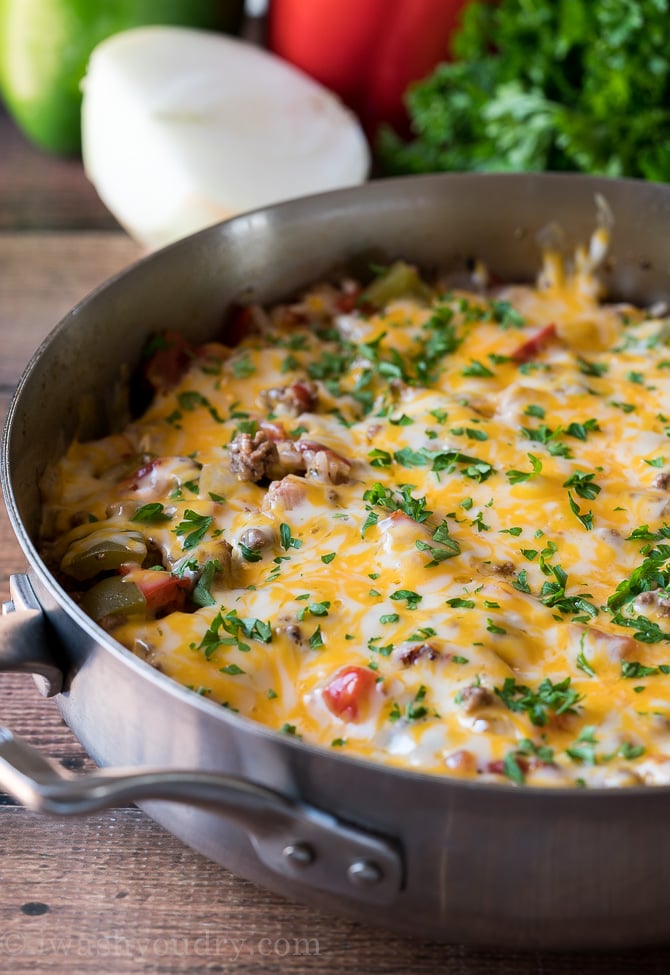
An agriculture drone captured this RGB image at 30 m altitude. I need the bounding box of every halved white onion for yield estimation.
[82,26,370,249]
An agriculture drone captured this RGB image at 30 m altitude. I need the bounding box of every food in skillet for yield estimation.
[39,213,670,787]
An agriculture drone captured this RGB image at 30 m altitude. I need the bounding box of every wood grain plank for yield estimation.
[0,232,143,388]
[1,797,669,975]
[0,108,119,232]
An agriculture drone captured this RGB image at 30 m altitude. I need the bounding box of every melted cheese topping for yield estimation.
[40,233,670,787]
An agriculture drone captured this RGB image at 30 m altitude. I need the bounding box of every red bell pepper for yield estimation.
[267,0,470,137]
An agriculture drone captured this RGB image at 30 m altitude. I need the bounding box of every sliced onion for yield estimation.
[82,26,370,249]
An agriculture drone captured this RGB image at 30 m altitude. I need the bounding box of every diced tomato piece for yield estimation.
[119,565,190,616]
[323,665,377,721]
[335,288,362,313]
[122,457,159,491]
[225,304,255,345]
[486,756,530,777]
[511,323,558,363]
[143,330,192,392]
[290,380,318,413]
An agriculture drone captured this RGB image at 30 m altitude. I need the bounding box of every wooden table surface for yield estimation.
[2,103,670,975]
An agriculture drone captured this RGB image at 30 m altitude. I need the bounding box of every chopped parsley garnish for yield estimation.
[362,482,432,530]
[192,559,221,608]
[309,626,324,650]
[567,492,594,531]
[231,354,255,378]
[577,357,608,377]
[565,418,601,441]
[621,661,670,679]
[416,521,461,565]
[521,423,572,458]
[608,544,670,614]
[576,651,596,678]
[132,502,172,524]
[391,446,495,481]
[301,601,330,618]
[220,663,245,676]
[506,453,543,484]
[196,608,272,658]
[368,448,393,468]
[619,742,645,760]
[566,726,598,766]
[239,542,263,562]
[390,589,423,610]
[494,676,583,726]
[512,570,531,594]
[177,390,226,423]
[281,723,301,737]
[461,359,494,378]
[280,522,302,551]
[503,751,526,786]
[562,471,601,500]
[173,510,213,549]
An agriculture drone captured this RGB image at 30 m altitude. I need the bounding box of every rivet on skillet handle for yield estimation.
[0,574,63,696]
[0,728,404,906]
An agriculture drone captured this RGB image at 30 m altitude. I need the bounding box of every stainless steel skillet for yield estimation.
[3,173,670,950]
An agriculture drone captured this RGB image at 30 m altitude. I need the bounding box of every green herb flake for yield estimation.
[563,471,601,500]
[309,625,325,650]
[390,589,423,609]
[503,752,526,786]
[280,522,302,550]
[192,559,221,608]
[132,502,172,524]
[576,651,596,678]
[220,663,245,676]
[494,676,583,727]
[231,354,255,379]
[173,510,213,550]
[461,359,494,378]
[446,597,475,609]
[567,492,594,531]
[239,542,263,563]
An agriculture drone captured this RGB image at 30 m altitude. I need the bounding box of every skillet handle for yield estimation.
[0,726,403,906]
[0,574,63,696]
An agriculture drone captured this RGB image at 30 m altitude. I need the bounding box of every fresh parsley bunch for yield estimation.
[378,0,670,179]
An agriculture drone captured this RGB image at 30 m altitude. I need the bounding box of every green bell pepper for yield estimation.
[0,0,245,155]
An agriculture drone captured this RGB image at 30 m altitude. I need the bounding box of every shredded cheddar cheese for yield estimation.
[39,225,670,787]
